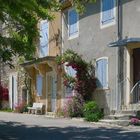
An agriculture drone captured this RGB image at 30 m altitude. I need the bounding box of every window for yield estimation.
[64,64,77,77]
[101,0,115,27]
[39,20,49,57]
[68,8,79,39]
[96,58,108,89]
[64,64,77,96]
[36,75,43,96]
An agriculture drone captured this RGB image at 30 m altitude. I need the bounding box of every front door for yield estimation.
[46,72,57,112]
[133,48,140,84]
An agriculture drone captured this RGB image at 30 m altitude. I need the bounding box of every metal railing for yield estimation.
[130,80,140,103]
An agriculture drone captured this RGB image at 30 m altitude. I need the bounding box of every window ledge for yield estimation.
[68,33,79,40]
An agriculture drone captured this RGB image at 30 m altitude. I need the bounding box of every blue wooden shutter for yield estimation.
[36,75,43,96]
[40,21,49,57]
[51,75,57,99]
[102,59,108,88]
[97,59,108,88]
[97,60,103,88]
[66,66,76,77]
[102,0,115,24]
[69,9,78,36]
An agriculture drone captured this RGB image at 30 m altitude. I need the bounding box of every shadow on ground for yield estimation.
[0,121,140,140]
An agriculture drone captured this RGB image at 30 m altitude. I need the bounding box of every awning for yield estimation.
[20,56,56,67]
[108,38,140,47]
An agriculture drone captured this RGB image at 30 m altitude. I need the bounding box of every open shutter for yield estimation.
[102,0,115,24]
[102,59,108,88]
[97,60,103,88]
[36,75,43,96]
[40,21,49,57]
[69,9,78,37]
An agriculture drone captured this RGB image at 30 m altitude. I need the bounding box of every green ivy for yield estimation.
[56,49,97,101]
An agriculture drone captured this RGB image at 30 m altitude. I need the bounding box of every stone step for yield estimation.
[122,104,140,111]
[99,119,130,126]
[104,114,134,120]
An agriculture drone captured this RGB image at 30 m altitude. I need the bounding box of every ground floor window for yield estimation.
[96,57,108,89]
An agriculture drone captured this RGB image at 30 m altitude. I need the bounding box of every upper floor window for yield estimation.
[36,74,43,96]
[39,20,49,58]
[96,57,108,89]
[68,8,79,39]
[101,0,115,28]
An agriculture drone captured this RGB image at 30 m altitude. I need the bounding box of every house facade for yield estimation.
[3,0,140,115]
[61,0,140,115]
[21,12,63,114]
[0,22,28,110]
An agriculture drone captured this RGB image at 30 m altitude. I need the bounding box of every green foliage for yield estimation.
[63,94,84,118]
[71,0,97,14]
[56,49,96,100]
[0,0,61,65]
[0,108,12,112]
[14,102,29,113]
[83,101,103,122]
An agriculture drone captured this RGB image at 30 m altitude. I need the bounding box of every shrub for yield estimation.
[14,102,27,113]
[63,93,84,118]
[83,101,103,122]
[0,108,12,112]
[130,118,140,125]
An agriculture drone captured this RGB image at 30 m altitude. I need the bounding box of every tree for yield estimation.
[0,0,60,66]
[0,0,96,66]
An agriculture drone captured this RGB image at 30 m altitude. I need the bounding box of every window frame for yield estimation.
[96,57,109,90]
[68,8,79,40]
[39,20,49,58]
[100,0,116,29]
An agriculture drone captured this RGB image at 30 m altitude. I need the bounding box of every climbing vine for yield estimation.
[56,49,96,101]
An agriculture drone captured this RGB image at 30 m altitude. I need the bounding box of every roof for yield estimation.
[20,56,56,67]
[108,38,140,47]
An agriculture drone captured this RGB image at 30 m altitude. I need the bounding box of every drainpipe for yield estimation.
[117,0,124,111]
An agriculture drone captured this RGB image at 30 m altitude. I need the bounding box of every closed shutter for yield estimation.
[36,75,43,96]
[102,59,108,88]
[102,0,115,24]
[97,60,103,88]
[69,9,78,37]
[52,75,57,99]
[40,20,49,57]
[96,58,108,88]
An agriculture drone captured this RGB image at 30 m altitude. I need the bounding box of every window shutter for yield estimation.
[66,66,76,77]
[36,75,43,96]
[102,59,108,88]
[69,9,78,36]
[51,76,57,99]
[97,60,103,88]
[102,0,115,24]
[96,58,108,88]
[40,21,49,57]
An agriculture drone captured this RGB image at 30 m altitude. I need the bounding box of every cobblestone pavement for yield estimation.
[0,112,140,140]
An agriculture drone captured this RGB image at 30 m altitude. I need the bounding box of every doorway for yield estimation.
[46,72,57,112]
[133,48,140,85]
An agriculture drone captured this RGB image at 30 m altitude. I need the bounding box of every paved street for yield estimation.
[0,112,140,140]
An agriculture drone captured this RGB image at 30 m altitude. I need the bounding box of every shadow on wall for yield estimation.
[92,90,111,115]
[0,120,140,140]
